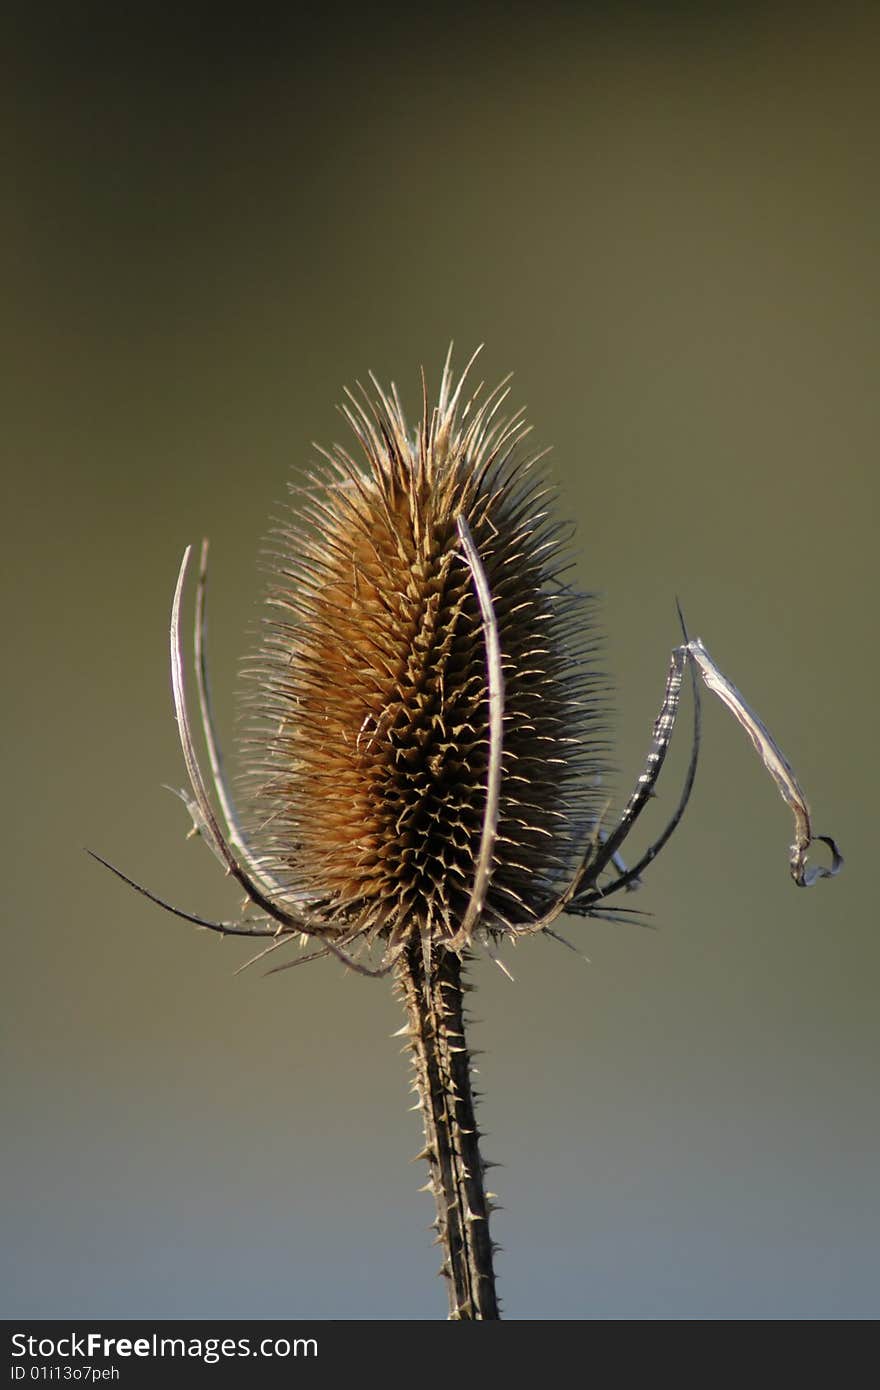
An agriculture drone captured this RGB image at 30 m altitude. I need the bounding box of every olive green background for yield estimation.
[4,5,877,1318]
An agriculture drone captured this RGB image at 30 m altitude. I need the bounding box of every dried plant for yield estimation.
[92,348,842,1319]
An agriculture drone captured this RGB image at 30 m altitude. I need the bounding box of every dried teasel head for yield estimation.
[90,346,841,977]
[236,348,609,962]
[88,347,842,1321]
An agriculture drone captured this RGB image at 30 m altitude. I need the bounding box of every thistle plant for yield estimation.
[92,348,842,1319]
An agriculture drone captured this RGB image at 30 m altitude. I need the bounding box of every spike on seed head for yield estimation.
[237,350,608,951]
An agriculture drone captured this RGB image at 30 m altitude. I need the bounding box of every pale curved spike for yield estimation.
[193,538,296,903]
[169,546,329,938]
[684,637,843,886]
[447,517,505,951]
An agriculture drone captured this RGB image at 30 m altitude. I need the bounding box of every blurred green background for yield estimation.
[4,5,877,1319]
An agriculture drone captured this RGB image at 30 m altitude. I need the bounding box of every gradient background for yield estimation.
[4,5,877,1319]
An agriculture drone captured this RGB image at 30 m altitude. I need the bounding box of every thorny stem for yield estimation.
[396,941,500,1320]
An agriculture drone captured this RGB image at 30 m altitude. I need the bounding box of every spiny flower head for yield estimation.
[237,351,608,953]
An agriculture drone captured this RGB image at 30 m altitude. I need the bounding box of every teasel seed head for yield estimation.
[237,349,609,955]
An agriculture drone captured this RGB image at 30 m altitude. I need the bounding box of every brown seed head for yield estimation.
[238,352,608,950]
